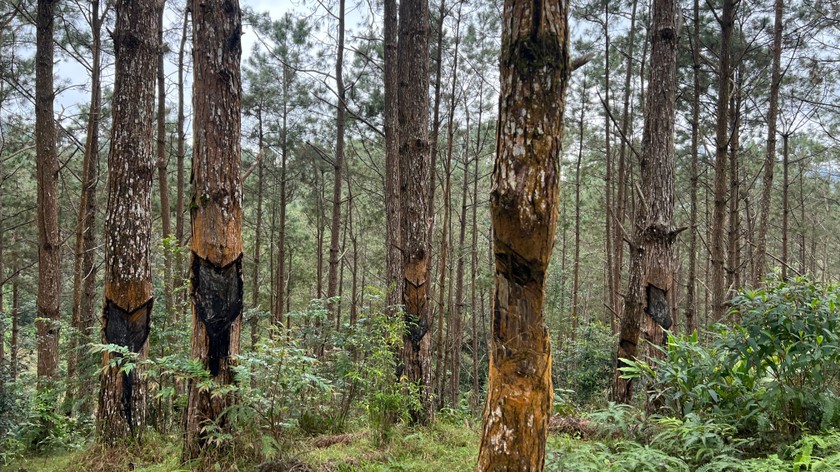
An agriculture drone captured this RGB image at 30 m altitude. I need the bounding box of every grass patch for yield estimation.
[301,420,478,471]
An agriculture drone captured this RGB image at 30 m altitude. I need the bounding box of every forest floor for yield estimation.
[6,417,840,471]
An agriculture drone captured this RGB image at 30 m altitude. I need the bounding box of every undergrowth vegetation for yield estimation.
[4,278,840,470]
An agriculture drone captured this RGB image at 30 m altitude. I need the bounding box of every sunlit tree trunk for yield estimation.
[97,0,160,442]
[476,0,569,468]
[615,0,680,403]
[184,0,243,457]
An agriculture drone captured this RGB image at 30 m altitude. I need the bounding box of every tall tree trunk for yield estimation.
[383,0,402,310]
[603,2,614,331]
[477,1,569,468]
[754,0,784,284]
[614,0,639,324]
[798,162,806,275]
[175,6,190,316]
[781,133,790,280]
[316,169,325,299]
[97,0,160,442]
[67,0,103,414]
[572,83,586,344]
[614,0,680,404]
[11,270,19,381]
[436,12,463,406]
[0,184,3,396]
[348,181,359,325]
[470,145,480,409]
[250,113,265,346]
[397,0,433,423]
[684,0,700,334]
[428,0,447,394]
[326,0,346,321]
[35,0,62,383]
[710,0,735,322]
[274,105,288,326]
[727,70,742,295]
[157,4,174,316]
[452,147,469,409]
[184,0,243,457]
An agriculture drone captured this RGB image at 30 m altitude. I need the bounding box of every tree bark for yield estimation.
[781,133,790,280]
[754,0,784,284]
[397,0,433,423]
[603,2,614,331]
[476,1,569,468]
[614,0,680,404]
[250,113,265,346]
[66,0,103,415]
[613,0,638,325]
[157,4,174,316]
[572,82,585,345]
[97,0,160,442]
[184,0,243,457]
[11,270,19,381]
[383,0,402,310]
[35,0,62,383]
[727,71,742,294]
[710,0,736,322]
[175,6,190,317]
[326,0,346,322]
[274,103,288,326]
[684,0,700,334]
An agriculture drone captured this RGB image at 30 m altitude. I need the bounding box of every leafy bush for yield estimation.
[621,276,840,442]
[726,276,840,435]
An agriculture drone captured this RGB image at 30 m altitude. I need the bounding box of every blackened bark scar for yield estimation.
[191,252,243,377]
[104,297,153,353]
[645,284,672,329]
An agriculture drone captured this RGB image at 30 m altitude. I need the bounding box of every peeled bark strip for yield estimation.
[476,1,569,469]
[184,0,243,458]
[97,0,160,442]
[397,0,433,422]
[614,0,680,403]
